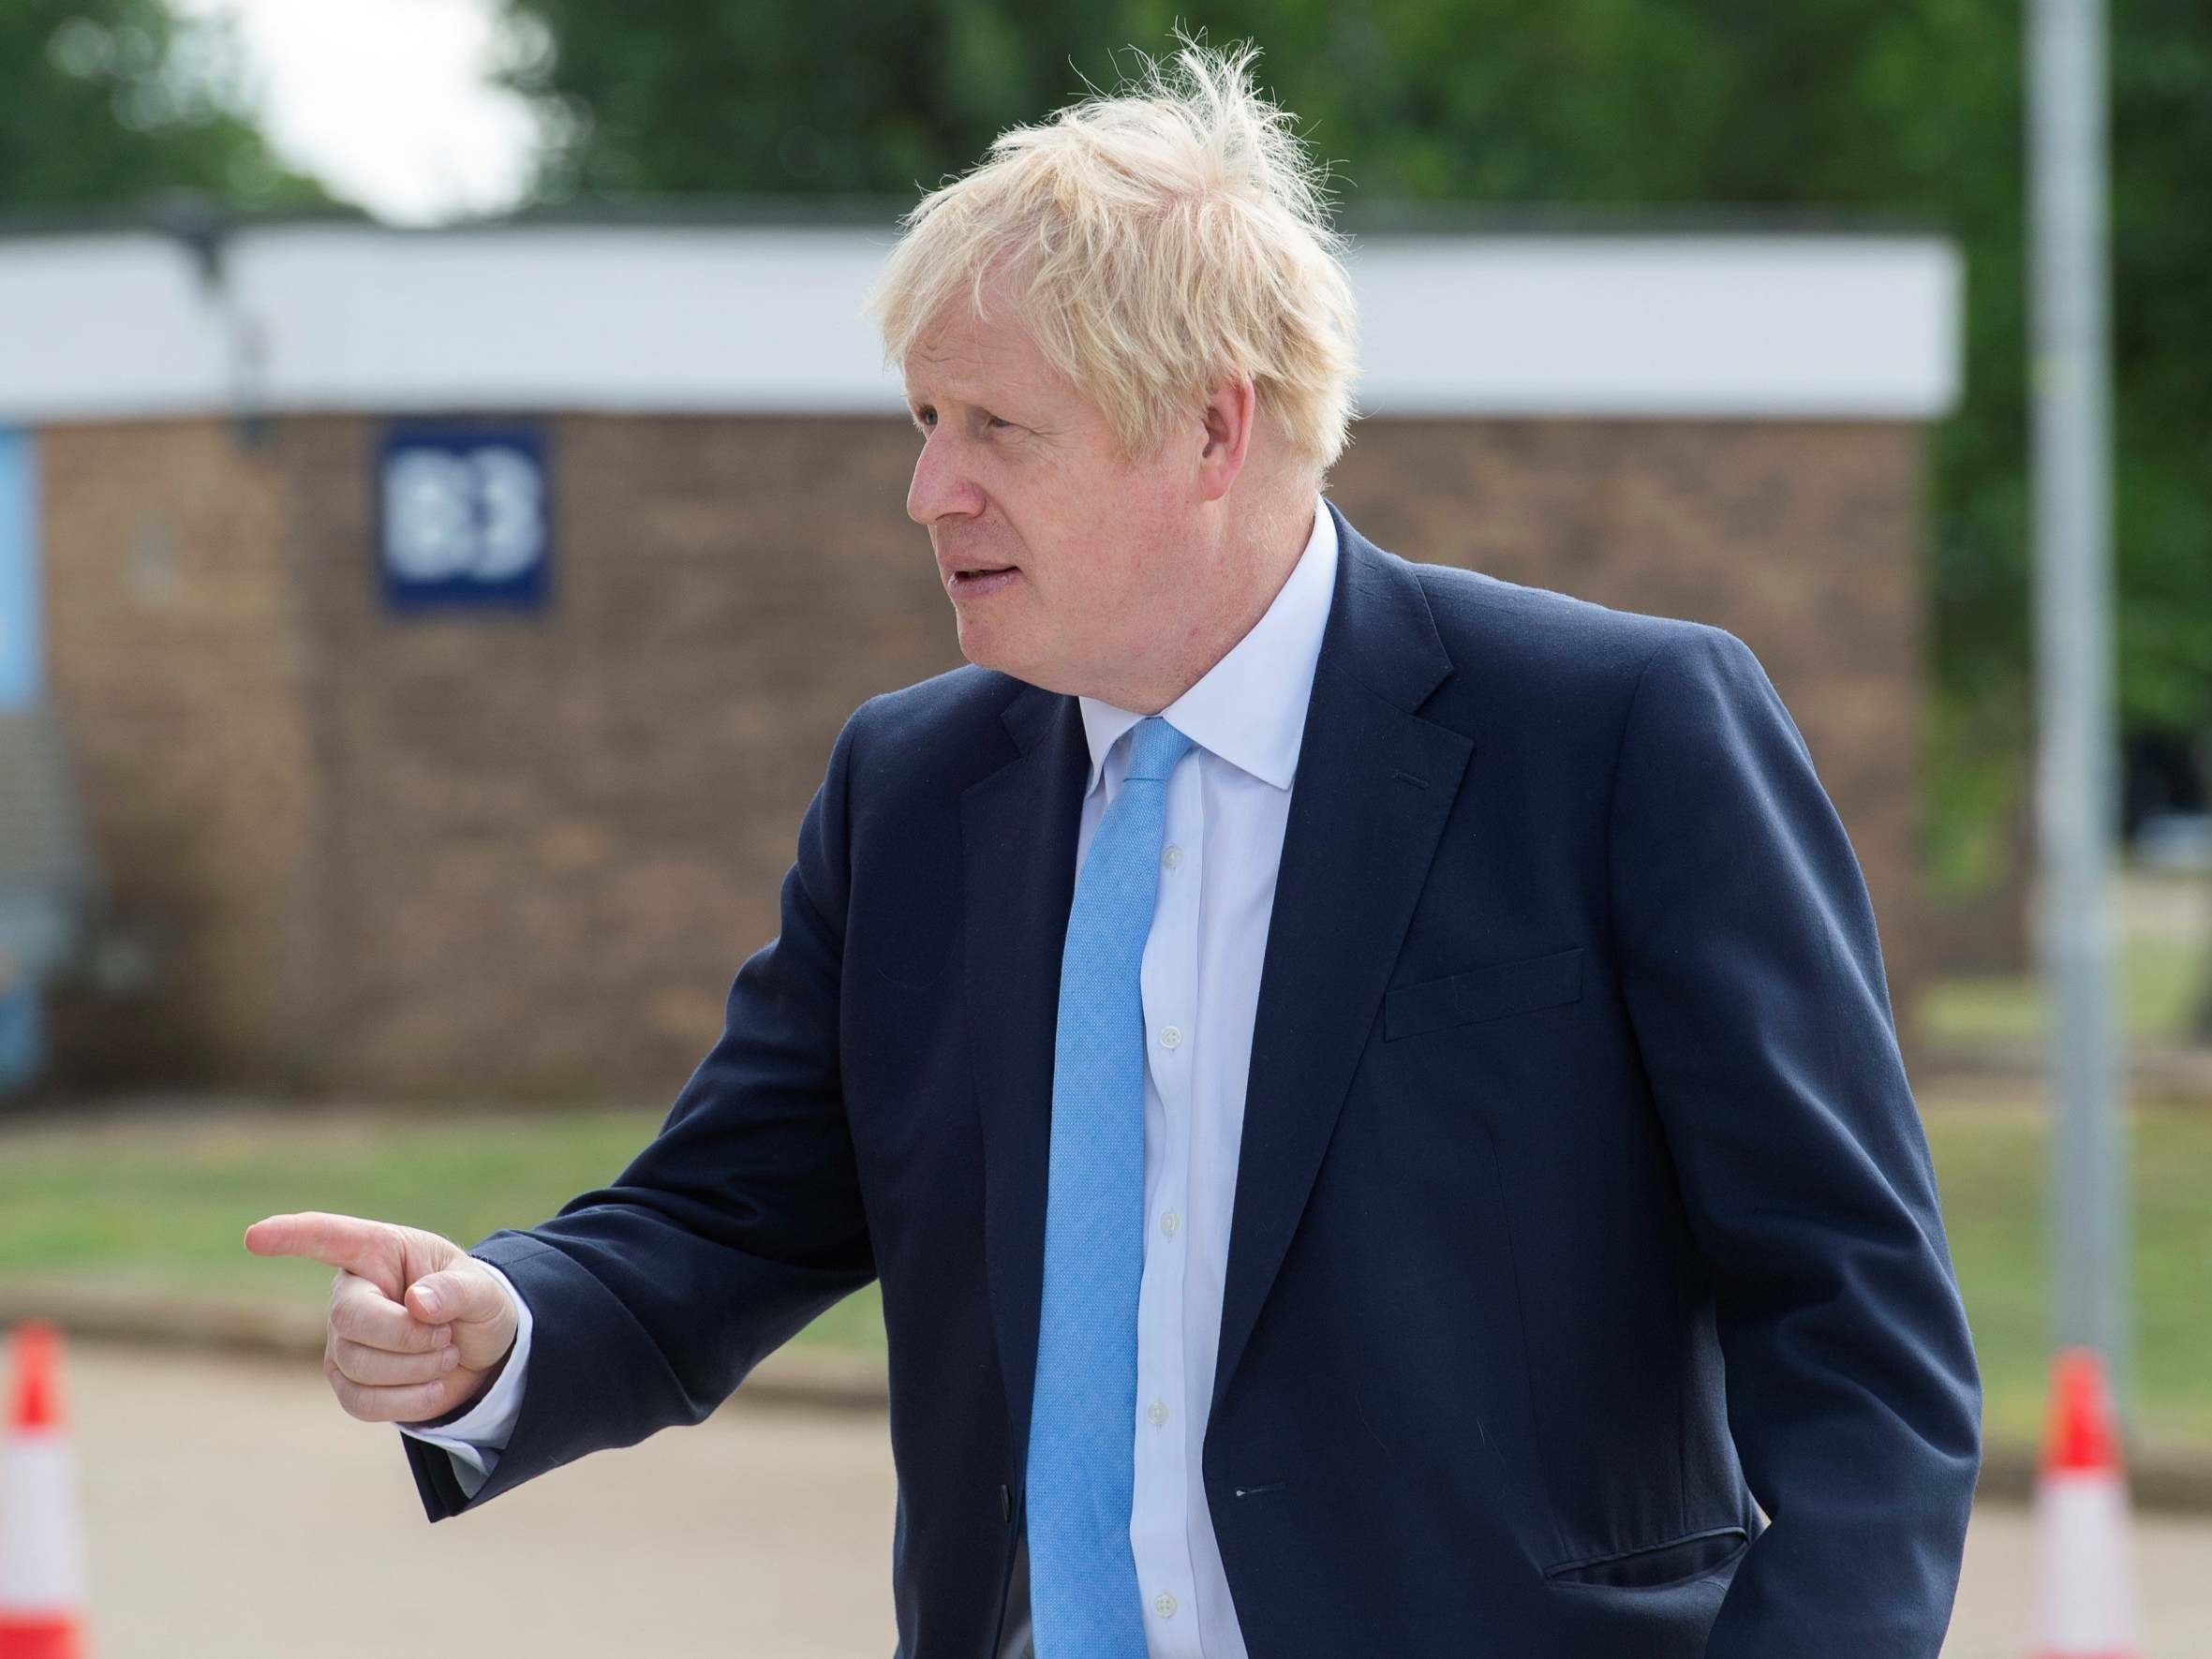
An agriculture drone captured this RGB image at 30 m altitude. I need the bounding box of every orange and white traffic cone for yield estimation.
[2033,1345,2138,1659]
[0,1322,89,1658]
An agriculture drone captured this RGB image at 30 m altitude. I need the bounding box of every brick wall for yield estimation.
[36,411,1928,1095]
[1329,417,1929,1027]
[279,413,966,1095]
[39,417,319,1085]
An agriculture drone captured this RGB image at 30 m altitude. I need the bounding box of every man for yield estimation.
[246,38,1982,1658]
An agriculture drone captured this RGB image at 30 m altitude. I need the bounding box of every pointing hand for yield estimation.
[244,1211,518,1425]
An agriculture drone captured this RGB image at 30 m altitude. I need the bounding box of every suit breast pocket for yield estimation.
[1382,946,1583,1042]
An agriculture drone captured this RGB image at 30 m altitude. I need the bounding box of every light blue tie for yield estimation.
[1027,714,1195,1659]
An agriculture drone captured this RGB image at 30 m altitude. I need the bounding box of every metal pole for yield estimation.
[2026,0,2130,1422]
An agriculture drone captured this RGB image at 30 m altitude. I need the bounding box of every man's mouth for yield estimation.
[949,564,1019,590]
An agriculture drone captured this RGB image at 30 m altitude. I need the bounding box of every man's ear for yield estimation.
[1195,375,1257,503]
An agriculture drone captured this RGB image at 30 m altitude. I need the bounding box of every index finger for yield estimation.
[244,1211,389,1276]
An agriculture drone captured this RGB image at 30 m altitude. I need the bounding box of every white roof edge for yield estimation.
[0,219,1961,424]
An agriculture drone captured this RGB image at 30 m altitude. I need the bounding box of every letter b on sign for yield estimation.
[379,421,552,613]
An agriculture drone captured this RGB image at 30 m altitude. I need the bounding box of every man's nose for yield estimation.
[907,432,984,526]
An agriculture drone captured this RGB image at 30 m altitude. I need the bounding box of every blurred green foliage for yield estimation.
[488,0,2212,894]
[0,1,337,211]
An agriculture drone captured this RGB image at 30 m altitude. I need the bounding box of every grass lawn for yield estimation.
[0,1095,2203,1453]
[1920,935,2210,1045]
[0,1104,886,1352]
[1923,1101,2212,1453]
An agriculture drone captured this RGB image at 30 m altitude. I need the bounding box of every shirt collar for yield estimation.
[1077,493,1338,797]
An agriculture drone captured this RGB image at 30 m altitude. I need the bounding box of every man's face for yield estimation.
[902,289,1203,702]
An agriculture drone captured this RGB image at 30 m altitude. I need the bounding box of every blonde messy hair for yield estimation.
[864,36,1360,475]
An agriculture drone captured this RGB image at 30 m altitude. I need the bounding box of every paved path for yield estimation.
[37,1341,2212,1656]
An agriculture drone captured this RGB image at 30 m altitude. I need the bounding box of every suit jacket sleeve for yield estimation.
[403,701,877,1521]
[1606,626,1982,1656]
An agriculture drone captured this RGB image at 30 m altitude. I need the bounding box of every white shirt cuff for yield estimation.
[395,1258,533,1498]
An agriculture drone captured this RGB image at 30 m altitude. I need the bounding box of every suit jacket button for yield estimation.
[999,1483,1012,1521]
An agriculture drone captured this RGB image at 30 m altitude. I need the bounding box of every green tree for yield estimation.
[1,2,342,213]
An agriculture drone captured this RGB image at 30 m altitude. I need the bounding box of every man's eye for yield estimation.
[908,407,1011,434]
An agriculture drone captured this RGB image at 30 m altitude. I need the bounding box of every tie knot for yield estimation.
[1122,716,1195,782]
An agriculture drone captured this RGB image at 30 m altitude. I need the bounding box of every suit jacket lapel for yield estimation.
[1210,506,1469,1417]
[963,682,1086,1473]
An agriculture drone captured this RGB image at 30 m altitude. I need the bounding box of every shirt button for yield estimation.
[1159,1025,1182,1050]
[1162,844,1183,870]
[1153,1592,1178,1619]
[1160,1210,1179,1237]
[1147,1399,1169,1427]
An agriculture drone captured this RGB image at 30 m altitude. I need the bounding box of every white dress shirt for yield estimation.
[404,495,1340,1659]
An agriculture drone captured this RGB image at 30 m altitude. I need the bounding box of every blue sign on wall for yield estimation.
[377,421,553,613]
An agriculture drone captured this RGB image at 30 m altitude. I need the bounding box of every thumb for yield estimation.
[406,1266,504,1327]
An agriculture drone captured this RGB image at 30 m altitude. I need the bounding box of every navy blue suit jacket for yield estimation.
[404,500,1982,1657]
